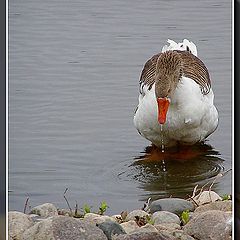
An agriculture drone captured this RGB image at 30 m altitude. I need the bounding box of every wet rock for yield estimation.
[120,220,140,233]
[149,198,194,216]
[112,231,175,240]
[97,220,126,240]
[183,210,232,240]
[125,210,149,222]
[8,211,34,239]
[22,215,108,240]
[193,190,222,205]
[194,200,232,213]
[152,211,181,225]
[155,223,181,231]
[30,203,58,217]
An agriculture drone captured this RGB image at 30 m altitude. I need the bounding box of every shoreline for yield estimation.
[9,190,232,240]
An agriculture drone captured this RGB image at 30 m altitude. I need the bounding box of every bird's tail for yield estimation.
[162,39,198,56]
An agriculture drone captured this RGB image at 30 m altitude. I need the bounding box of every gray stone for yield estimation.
[171,230,195,240]
[83,213,116,224]
[22,215,108,240]
[8,211,34,240]
[152,211,181,225]
[194,200,232,213]
[210,218,232,240]
[159,230,194,240]
[183,210,232,240]
[112,231,176,240]
[97,220,126,240]
[149,198,194,216]
[125,210,149,221]
[155,223,181,231]
[120,220,139,234]
[30,203,58,217]
[131,223,158,234]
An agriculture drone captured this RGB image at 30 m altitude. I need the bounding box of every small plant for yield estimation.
[181,210,190,225]
[98,201,109,215]
[83,204,92,214]
[145,215,155,225]
[222,194,231,201]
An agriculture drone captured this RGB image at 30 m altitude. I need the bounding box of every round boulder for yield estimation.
[22,215,108,240]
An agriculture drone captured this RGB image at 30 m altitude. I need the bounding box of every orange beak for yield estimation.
[157,97,170,124]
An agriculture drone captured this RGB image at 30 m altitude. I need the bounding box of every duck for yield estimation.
[133,39,218,148]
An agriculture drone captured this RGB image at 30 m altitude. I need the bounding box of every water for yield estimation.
[9,0,231,214]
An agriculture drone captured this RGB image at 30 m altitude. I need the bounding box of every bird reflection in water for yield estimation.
[130,142,224,202]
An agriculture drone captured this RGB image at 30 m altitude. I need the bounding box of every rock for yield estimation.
[22,215,108,240]
[149,198,194,216]
[131,223,158,234]
[84,212,101,220]
[57,208,72,216]
[152,211,181,225]
[210,219,232,240]
[97,220,126,240]
[125,210,149,222]
[113,231,175,240]
[30,203,58,217]
[112,214,124,223]
[120,220,140,234]
[155,223,181,231]
[193,191,222,205]
[170,230,195,240]
[8,211,34,239]
[194,200,232,213]
[183,210,232,240]
[83,213,116,224]
[159,230,194,240]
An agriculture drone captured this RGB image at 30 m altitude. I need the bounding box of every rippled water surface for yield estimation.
[9,0,231,213]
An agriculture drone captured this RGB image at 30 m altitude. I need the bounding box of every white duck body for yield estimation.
[134,77,218,147]
[133,39,218,148]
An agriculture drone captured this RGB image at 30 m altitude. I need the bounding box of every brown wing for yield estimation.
[139,53,161,94]
[176,50,211,95]
[139,50,211,95]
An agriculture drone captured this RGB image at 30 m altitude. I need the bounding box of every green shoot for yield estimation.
[83,204,91,214]
[222,194,231,201]
[98,201,109,215]
[181,210,190,225]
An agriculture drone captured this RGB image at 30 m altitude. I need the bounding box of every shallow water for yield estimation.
[9,0,231,214]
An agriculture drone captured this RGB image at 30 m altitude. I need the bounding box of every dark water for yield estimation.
[9,0,231,214]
